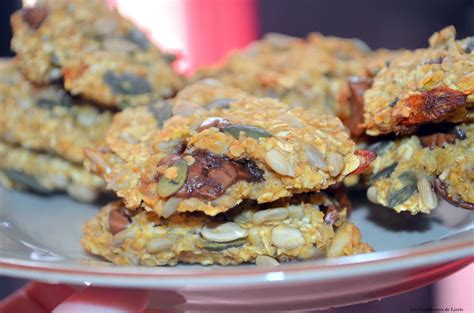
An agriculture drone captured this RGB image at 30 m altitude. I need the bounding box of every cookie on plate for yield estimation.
[11,0,182,108]
[82,193,373,266]
[0,58,112,164]
[361,26,473,136]
[193,32,372,116]
[0,141,104,202]
[365,123,473,214]
[85,96,375,217]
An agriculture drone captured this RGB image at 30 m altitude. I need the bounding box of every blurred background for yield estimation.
[0,0,472,311]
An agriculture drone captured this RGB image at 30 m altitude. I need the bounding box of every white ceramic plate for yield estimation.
[0,187,473,311]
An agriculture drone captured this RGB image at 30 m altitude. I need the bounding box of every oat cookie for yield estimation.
[82,193,373,266]
[362,27,473,136]
[11,0,182,108]
[0,141,104,202]
[193,32,372,116]
[0,59,112,164]
[103,80,248,157]
[365,124,473,214]
[85,97,374,217]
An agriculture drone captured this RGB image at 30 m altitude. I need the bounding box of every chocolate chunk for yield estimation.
[419,133,457,149]
[434,179,474,210]
[108,205,132,234]
[21,6,48,29]
[158,150,264,200]
[347,76,372,137]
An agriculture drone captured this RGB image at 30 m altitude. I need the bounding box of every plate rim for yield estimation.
[1,229,473,288]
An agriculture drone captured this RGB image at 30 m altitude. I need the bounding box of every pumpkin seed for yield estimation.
[5,169,50,194]
[147,100,173,128]
[370,162,398,183]
[205,98,236,110]
[387,172,417,207]
[223,124,272,139]
[103,71,151,95]
[125,28,149,50]
[256,255,279,266]
[368,141,393,156]
[163,53,177,64]
[201,222,248,243]
[156,159,187,198]
[199,238,246,251]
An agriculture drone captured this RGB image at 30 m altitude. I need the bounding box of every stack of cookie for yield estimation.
[81,82,374,266]
[0,0,181,201]
[347,27,473,214]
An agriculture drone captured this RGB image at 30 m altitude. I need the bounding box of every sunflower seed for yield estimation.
[146,237,175,253]
[366,186,379,204]
[248,227,263,246]
[265,149,295,177]
[103,71,151,95]
[288,205,304,219]
[304,144,327,170]
[327,152,344,177]
[327,223,360,257]
[256,255,280,266]
[271,225,305,249]
[111,228,135,247]
[417,175,438,210]
[253,207,289,224]
[201,222,248,243]
[162,197,180,218]
[156,159,188,198]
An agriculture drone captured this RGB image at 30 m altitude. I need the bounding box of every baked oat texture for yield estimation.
[0,141,104,202]
[365,123,473,214]
[82,194,373,266]
[0,59,112,164]
[11,0,182,108]
[363,26,474,136]
[84,96,371,217]
[192,32,372,116]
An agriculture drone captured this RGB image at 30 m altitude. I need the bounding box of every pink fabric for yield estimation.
[435,264,473,312]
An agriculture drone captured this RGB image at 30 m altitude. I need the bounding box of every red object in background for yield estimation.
[184,0,258,73]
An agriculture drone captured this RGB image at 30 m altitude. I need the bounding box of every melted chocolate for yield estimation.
[157,150,264,200]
